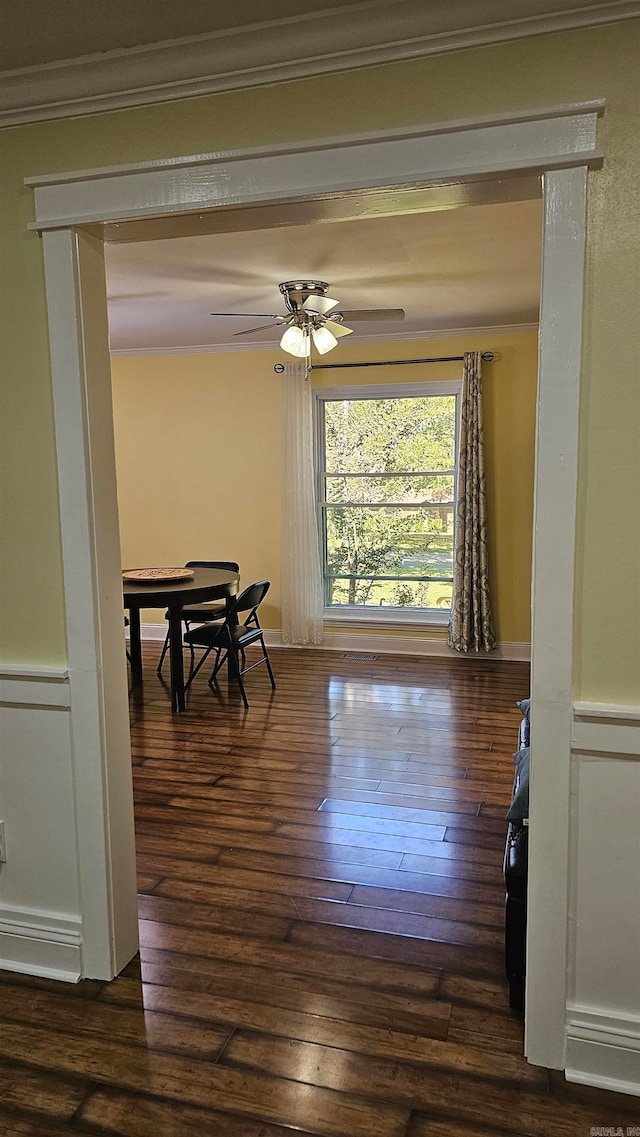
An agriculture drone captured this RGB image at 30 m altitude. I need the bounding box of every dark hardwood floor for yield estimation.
[1,645,637,1136]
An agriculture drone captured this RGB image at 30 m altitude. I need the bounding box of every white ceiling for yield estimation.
[104,189,543,354]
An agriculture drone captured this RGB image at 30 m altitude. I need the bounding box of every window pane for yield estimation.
[324,396,456,474]
[325,474,454,505]
[328,578,453,609]
[325,505,453,584]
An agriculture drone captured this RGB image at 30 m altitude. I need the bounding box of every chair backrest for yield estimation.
[185,560,240,573]
[232,580,270,625]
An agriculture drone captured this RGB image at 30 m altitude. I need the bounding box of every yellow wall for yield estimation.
[111,329,538,644]
[111,350,284,632]
[1,21,639,698]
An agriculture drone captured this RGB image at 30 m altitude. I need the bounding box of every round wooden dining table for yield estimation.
[123,566,240,712]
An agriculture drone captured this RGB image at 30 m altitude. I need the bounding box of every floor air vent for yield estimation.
[343,651,379,660]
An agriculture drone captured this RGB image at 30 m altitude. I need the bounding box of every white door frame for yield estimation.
[27,100,603,1069]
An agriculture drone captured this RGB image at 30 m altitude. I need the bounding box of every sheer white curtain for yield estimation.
[281,362,324,645]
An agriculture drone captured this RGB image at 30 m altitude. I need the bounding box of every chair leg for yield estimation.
[183,645,213,691]
[184,621,196,672]
[156,628,170,675]
[235,658,249,710]
[209,648,226,681]
[210,645,249,708]
[261,636,277,690]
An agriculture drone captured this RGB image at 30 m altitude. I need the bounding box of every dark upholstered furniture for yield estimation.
[503,705,530,1013]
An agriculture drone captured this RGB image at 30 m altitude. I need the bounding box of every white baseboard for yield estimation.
[136,623,167,642]
[314,630,530,661]
[137,623,530,661]
[565,1007,640,1098]
[0,904,82,983]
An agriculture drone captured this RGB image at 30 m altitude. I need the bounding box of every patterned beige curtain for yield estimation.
[448,351,496,653]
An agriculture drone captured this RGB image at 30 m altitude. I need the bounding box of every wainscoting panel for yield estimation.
[566,703,640,1096]
[0,666,82,980]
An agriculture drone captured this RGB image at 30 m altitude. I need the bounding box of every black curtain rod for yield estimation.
[308,350,494,371]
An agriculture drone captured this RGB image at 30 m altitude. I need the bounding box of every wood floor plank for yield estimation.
[273,821,499,864]
[78,1086,321,1137]
[135,924,443,997]
[0,969,105,1000]
[0,1117,97,1137]
[286,897,503,948]
[406,1121,533,1137]
[136,851,355,901]
[288,921,505,981]
[221,1029,547,1095]
[312,786,483,815]
[347,885,503,927]
[134,816,407,869]
[137,893,292,941]
[0,981,232,1059]
[0,1057,86,1123]
[215,847,501,902]
[398,853,503,885]
[317,797,507,833]
[103,972,452,1045]
[0,1021,409,1137]
[129,955,448,1035]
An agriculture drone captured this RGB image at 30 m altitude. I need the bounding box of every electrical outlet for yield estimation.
[0,822,5,862]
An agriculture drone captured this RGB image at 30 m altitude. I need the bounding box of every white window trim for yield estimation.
[314,380,462,401]
[314,379,461,622]
[323,606,450,628]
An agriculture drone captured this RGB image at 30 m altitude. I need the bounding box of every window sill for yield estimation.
[323,607,450,630]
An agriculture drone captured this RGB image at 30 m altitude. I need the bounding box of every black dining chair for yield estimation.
[157,559,240,676]
[183,580,275,709]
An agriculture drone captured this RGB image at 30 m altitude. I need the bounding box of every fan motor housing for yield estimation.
[279,280,329,313]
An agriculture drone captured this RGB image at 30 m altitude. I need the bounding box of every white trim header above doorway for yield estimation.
[26,102,603,233]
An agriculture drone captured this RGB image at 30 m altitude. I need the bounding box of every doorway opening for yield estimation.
[31,105,599,1070]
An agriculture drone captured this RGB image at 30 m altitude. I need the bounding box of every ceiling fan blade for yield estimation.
[324,320,353,339]
[232,322,284,336]
[335,308,405,321]
[302,295,339,316]
[210,312,284,318]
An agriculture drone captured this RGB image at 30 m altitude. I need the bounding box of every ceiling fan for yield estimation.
[210,280,405,358]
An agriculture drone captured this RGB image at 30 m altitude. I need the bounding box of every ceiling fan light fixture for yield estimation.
[280,324,310,358]
[311,325,338,355]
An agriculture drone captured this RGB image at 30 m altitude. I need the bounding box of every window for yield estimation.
[315,382,460,615]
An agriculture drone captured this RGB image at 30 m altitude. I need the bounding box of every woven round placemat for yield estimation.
[122,567,195,583]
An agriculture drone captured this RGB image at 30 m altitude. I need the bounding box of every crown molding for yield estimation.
[108,322,539,358]
[1,0,636,127]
